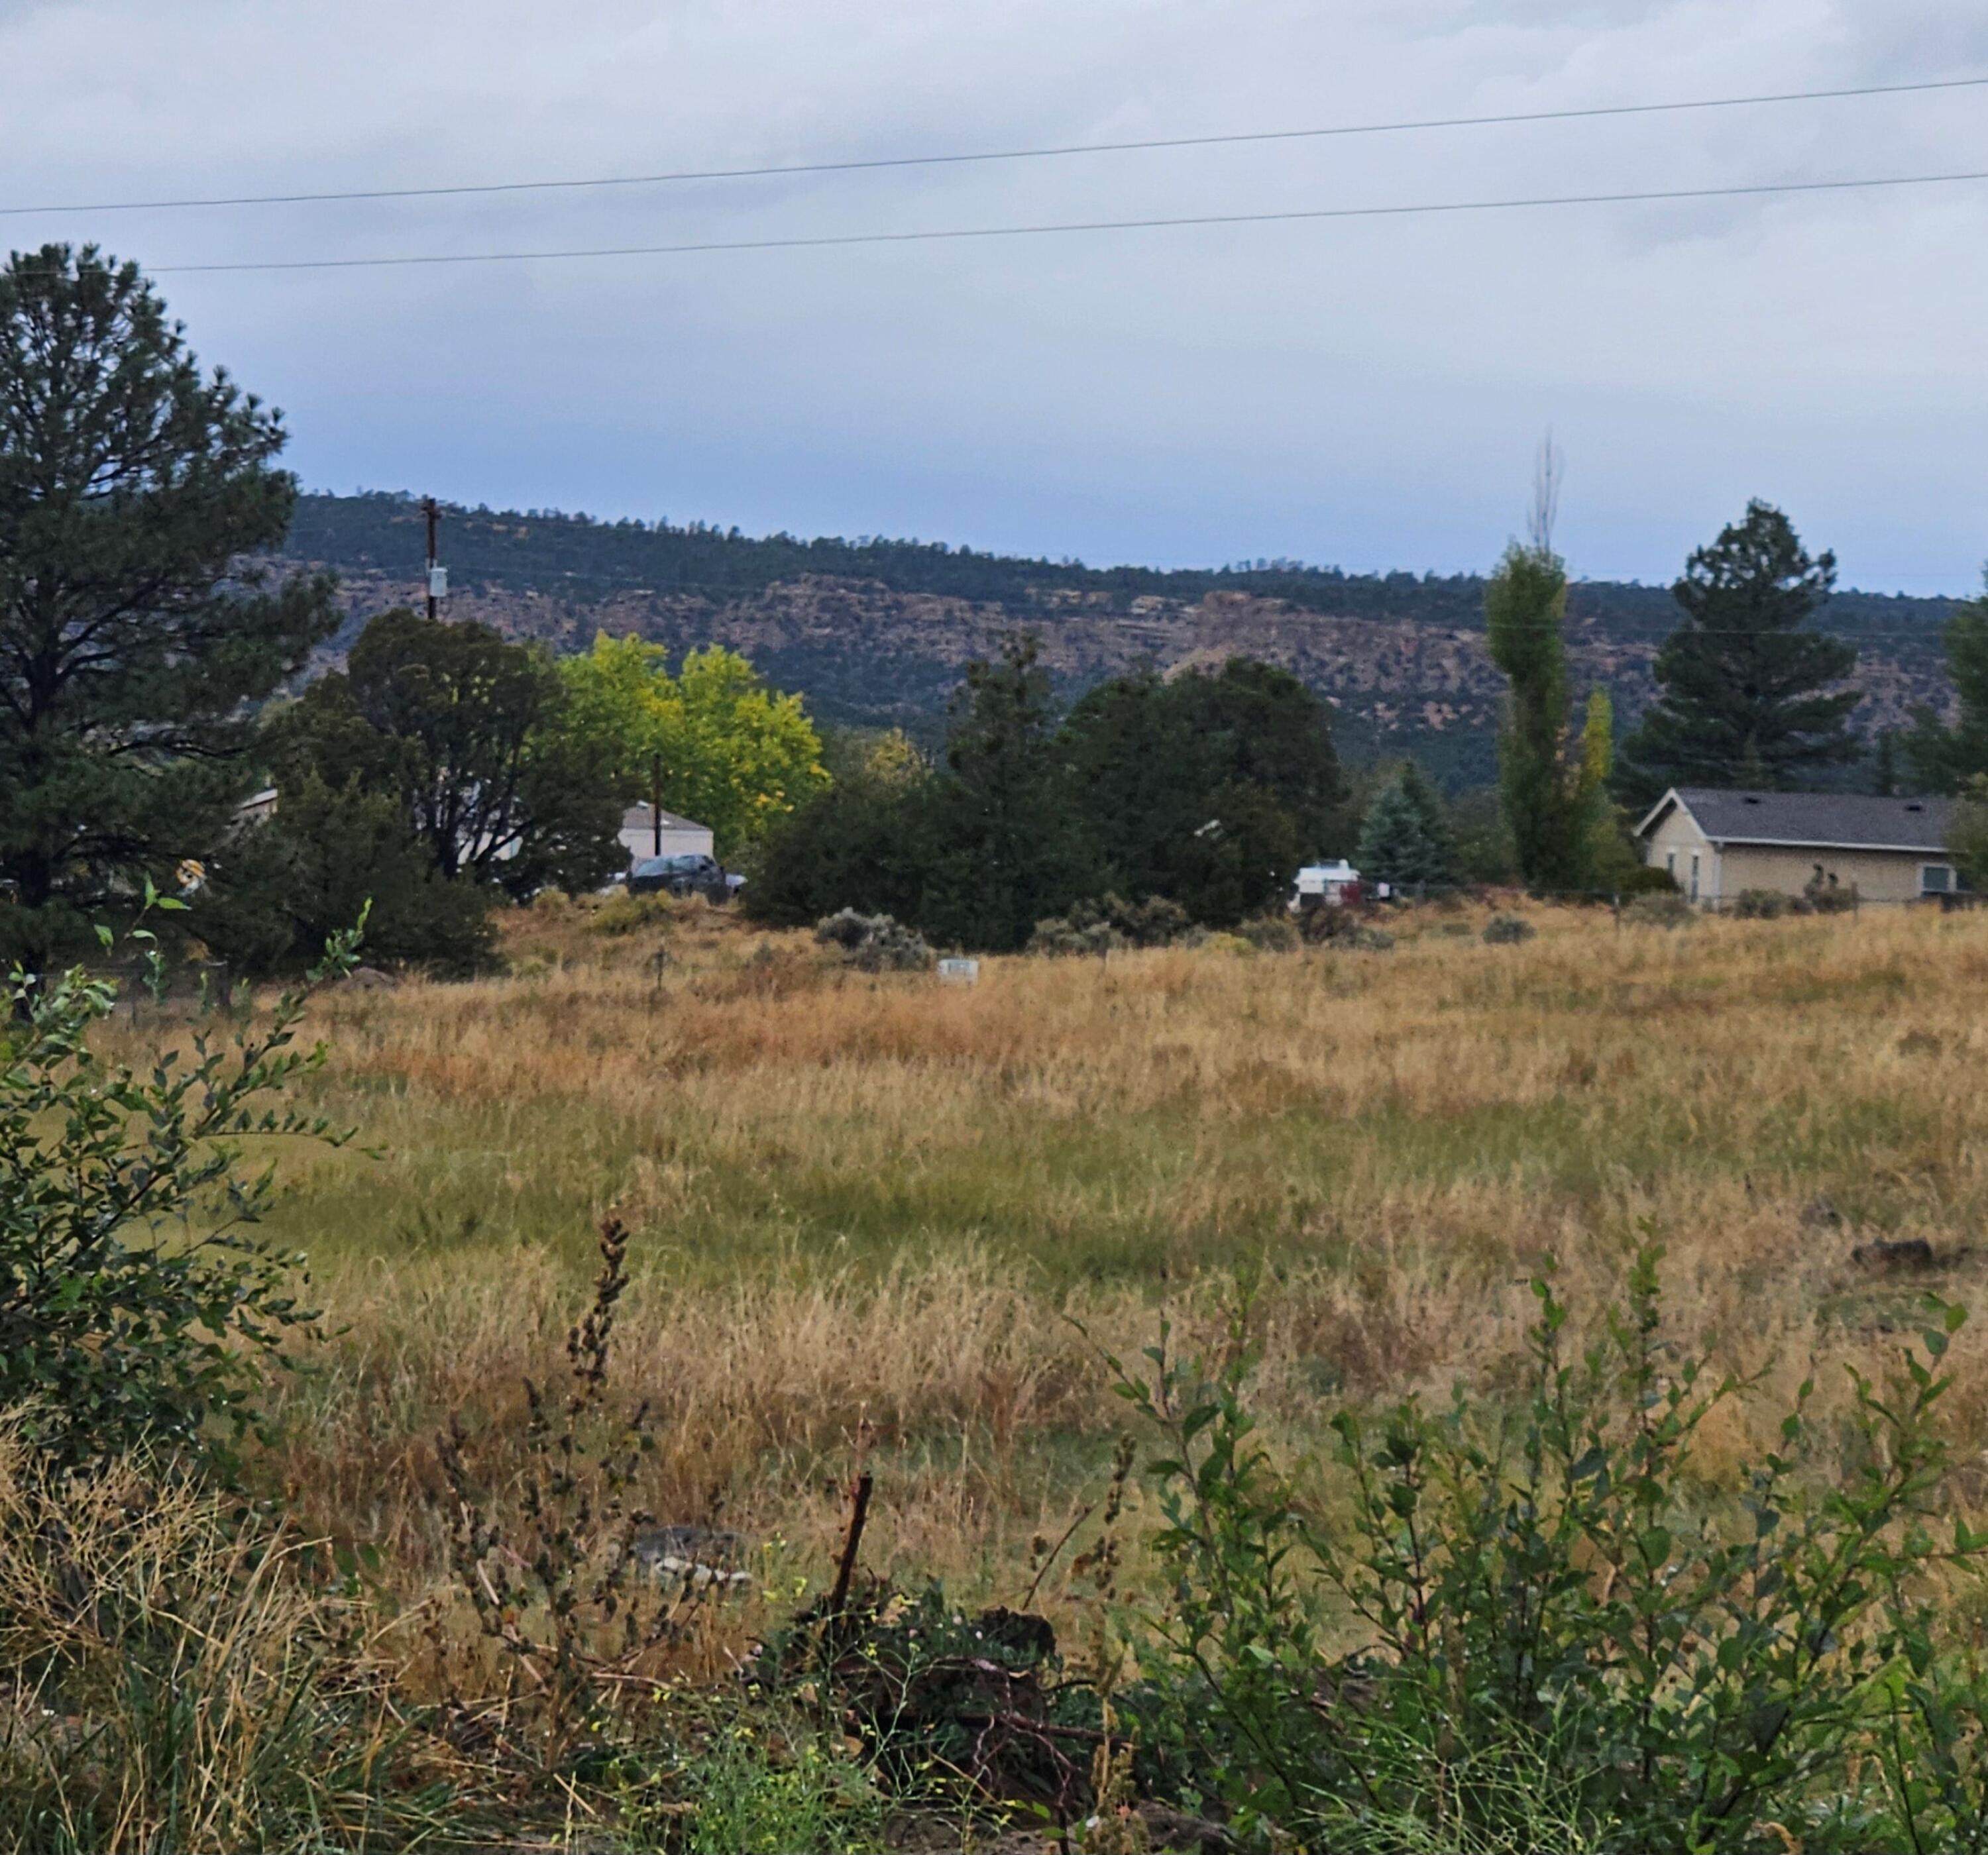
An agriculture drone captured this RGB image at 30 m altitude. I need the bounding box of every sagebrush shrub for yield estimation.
[1624,891,1695,929]
[1732,888,1791,920]
[814,909,934,972]
[1029,893,1193,957]
[1028,914,1123,958]
[1236,915,1300,954]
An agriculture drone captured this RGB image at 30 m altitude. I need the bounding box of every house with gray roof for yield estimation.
[1634,788,1961,907]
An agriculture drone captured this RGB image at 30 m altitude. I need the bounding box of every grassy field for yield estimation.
[195,892,1988,1634]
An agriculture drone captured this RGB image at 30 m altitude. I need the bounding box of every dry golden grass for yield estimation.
[115,895,1988,1640]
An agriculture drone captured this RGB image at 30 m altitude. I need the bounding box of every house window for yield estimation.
[1665,851,1677,879]
[1922,864,1954,894]
[1689,853,1700,903]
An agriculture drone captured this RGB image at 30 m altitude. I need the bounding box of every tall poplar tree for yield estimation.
[1615,500,1855,806]
[1484,443,1602,890]
[0,244,334,967]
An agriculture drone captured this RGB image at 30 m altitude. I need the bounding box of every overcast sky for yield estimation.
[7,1,1988,593]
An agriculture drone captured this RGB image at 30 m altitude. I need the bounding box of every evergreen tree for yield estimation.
[0,244,335,968]
[1904,574,1988,794]
[1163,658,1344,853]
[1396,759,1455,876]
[1615,500,1855,805]
[1055,657,1340,924]
[1873,729,1899,797]
[1950,774,1988,892]
[1356,763,1453,888]
[920,634,1086,951]
[270,610,622,900]
[195,772,497,977]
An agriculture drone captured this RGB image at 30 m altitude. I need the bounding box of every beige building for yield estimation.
[619,803,714,865]
[1634,788,1961,907]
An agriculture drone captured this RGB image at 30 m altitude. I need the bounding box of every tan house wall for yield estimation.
[1643,807,1714,901]
[1713,844,1950,906]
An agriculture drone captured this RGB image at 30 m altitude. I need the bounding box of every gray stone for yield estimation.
[627,1522,751,1587]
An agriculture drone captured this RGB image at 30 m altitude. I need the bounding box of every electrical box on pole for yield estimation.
[421,496,445,620]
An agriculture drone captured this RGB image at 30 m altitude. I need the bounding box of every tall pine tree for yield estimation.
[1615,500,1855,805]
[920,634,1086,951]
[0,244,334,968]
[1904,573,1988,794]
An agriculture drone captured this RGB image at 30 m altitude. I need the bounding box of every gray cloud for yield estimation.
[3,0,1985,591]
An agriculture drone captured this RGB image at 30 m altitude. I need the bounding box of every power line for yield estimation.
[141,166,1988,274]
[9,73,1986,218]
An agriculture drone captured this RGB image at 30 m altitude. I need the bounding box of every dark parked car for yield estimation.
[628,853,731,901]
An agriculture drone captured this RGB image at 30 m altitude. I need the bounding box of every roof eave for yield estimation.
[1633,787,1684,839]
[1708,836,1951,854]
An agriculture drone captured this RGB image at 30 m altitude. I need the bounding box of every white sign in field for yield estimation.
[937,958,980,985]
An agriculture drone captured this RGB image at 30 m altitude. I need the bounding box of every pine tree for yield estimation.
[0,244,335,968]
[1615,501,1855,805]
[1873,729,1899,797]
[1904,574,1988,794]
[1397,758,1455,874]
[921,634,1086,951]
[1357,763,1453,888]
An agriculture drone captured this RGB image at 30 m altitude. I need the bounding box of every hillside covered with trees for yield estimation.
[286,492,1960,789]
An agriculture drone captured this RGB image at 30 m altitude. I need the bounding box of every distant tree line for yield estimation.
[286,492,1954,649]
[745,645,1350,950]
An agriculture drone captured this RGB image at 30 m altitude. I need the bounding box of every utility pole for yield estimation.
[421,496,447,619]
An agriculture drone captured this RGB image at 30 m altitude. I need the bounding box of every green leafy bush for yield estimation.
[0,910,361,1469]
[668,1721,887,1854]
[1618,861,1683,896]
[1103,1252,1988,1853]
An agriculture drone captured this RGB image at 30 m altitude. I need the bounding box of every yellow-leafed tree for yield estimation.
[558,633,828,857]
